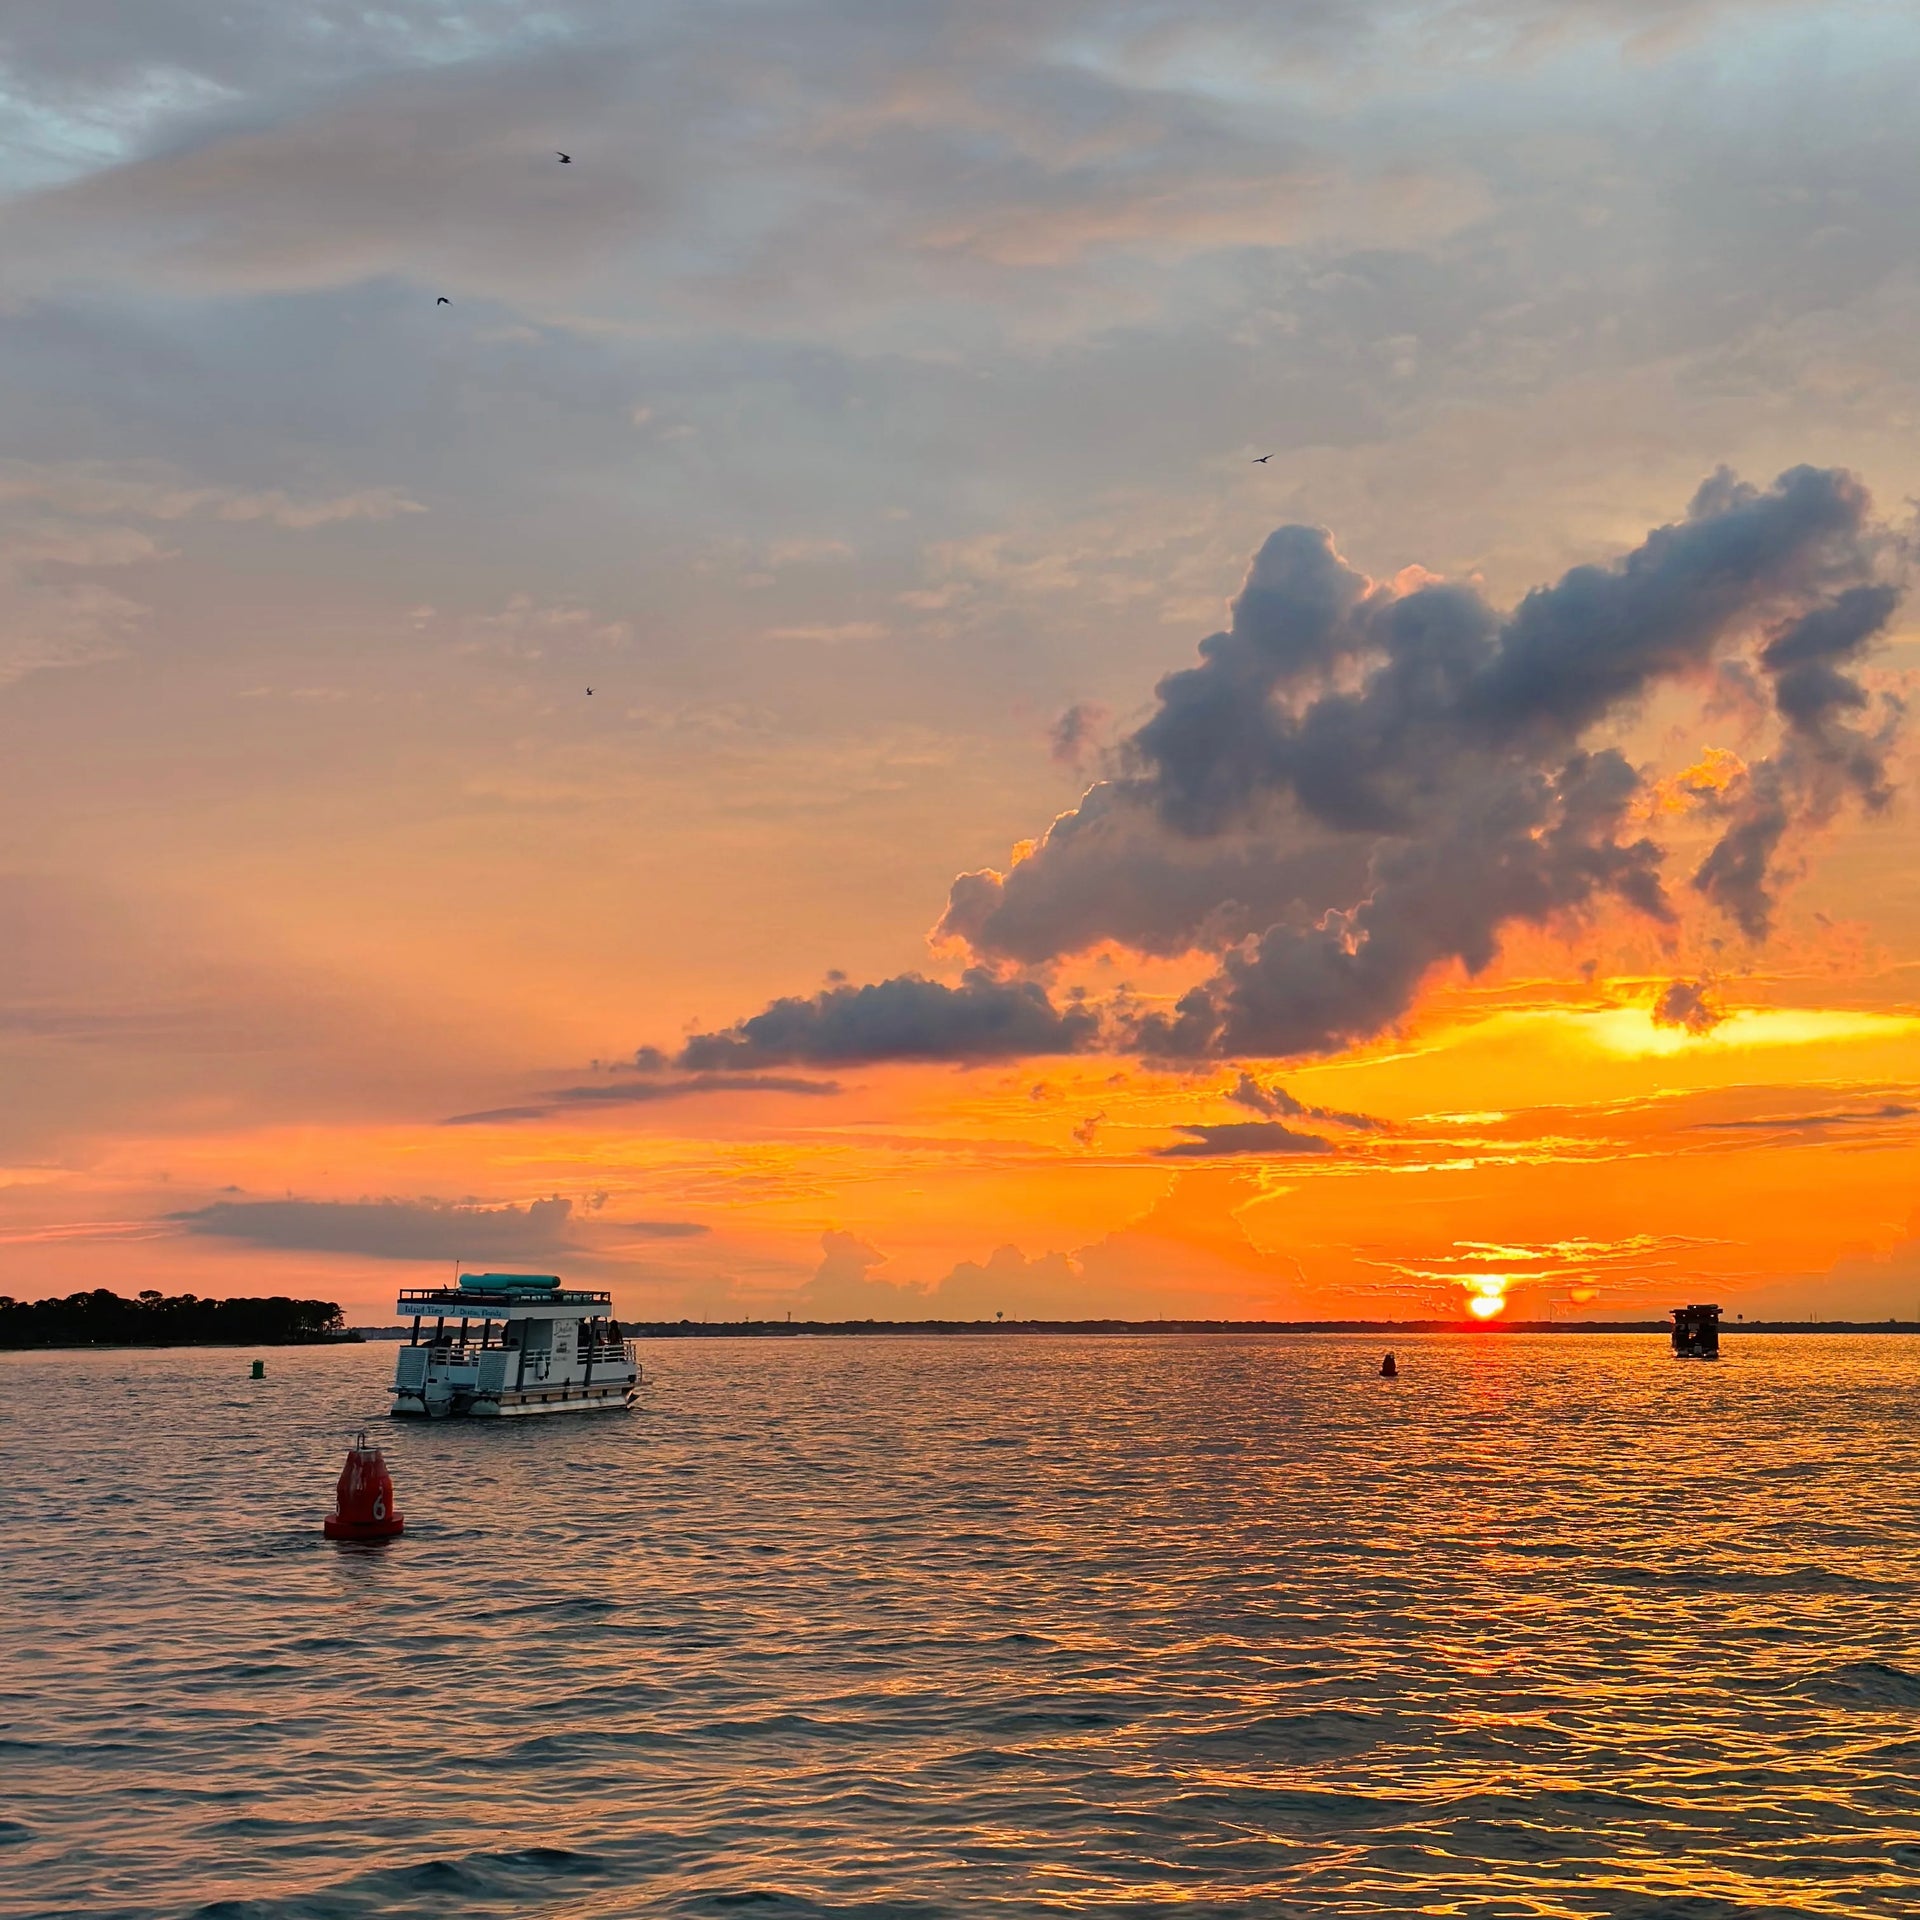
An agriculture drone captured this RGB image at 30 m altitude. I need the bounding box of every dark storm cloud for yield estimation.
[1651,978,1725,1035]
[1155,1119,1337,1158]
[1761,584,1899,725]
[444,1071,843,1125]
[941,465,1901,1060]
[676,969,1101,1069]
[169,1194,709,1255]
[1224,1072,1385,1130]
[1460,465,1873,743]
[678,467,1901,1073]
[939,780,1372,965]
[1692,582,1903,937]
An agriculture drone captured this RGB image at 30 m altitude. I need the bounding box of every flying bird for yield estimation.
[1251,454,1273,464]
[585,687,594,696]
[556,152,572,164]
[436,296,450,305]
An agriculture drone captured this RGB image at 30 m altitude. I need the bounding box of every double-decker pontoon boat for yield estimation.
[390,1273,640,1418]
[1670,1302,1722,1360]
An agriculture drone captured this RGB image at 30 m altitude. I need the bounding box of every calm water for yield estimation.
[5,1334,1920,1919]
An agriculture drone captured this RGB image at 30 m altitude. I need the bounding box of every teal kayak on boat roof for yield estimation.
[458,1272,562,1293]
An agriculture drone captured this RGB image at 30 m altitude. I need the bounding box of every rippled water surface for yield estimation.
[7,1334,1920,1918]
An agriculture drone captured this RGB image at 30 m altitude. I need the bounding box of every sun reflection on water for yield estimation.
[9,1338,1920,1916]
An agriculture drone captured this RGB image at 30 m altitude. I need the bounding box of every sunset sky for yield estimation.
[4,0,1919,1325]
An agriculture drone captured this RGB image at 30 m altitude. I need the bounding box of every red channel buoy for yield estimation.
[323,1428,404,1540]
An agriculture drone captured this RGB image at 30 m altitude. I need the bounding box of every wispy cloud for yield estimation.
[1223,1072,1386,1131]
[444,1072,844,1126]
[167,1193,705,1258]
[0,460,422,528]
[1156,1119,1337,1159]
[1694,1102,1919,1133]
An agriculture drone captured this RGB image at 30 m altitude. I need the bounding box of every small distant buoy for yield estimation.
[323,1429,404,1541]
[1379,1352,1397,1378]
[251,1359,265,1379]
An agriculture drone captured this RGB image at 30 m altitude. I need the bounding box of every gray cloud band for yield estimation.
[168,1194,706,1257]
[677,968,1100,1069]
[679,467,1902,1068]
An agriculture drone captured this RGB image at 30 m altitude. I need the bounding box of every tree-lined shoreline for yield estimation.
[0,1289,352,1348]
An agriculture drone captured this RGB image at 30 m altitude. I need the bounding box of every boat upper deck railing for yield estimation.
[396,1285,614,1310]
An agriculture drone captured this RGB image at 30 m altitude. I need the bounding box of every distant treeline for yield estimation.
[629,1318,1920,1337]
[632,1317,1677,1336]
[0,1289,350,1348]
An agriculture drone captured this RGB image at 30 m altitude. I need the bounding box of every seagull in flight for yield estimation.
[1251,453,1273,464]
[556,152,572,164]
[436,296,450,305]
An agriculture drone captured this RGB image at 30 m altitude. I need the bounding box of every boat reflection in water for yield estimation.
[390,1272,640,1418]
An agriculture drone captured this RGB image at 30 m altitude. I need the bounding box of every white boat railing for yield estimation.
[392,1337,637,1396]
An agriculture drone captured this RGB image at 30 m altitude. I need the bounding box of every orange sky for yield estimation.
[2,1,1918,1325]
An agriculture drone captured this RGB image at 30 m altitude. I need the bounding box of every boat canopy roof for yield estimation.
[460,1271,561,1293]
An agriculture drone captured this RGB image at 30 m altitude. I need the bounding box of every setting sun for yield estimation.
[1465,1276,1511,1319]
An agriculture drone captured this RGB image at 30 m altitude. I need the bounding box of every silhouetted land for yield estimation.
[627,1318,1920,1337]
[1,1289,351,1348]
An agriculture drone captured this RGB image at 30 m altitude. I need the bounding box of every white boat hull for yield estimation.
[472,1383,637,1417]
[392,1381,637,1419]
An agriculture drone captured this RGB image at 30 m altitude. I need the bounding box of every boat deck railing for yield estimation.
[401,1334,637,1371]
[397,1286,614,1309]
